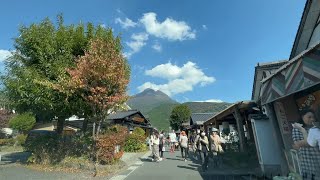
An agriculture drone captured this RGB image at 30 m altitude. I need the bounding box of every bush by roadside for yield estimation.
[9,113,36,134]
[95,125,128,164]
[0,135,27,146]
[123,133,147,152]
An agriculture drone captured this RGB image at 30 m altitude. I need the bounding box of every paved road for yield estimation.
[113,150,257,180]
[0,151,259,180]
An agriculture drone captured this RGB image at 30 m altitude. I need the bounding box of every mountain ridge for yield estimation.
[127,89,232,130]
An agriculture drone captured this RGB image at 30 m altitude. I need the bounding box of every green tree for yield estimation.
[9,112,36,133]
[169,105,191,131]
[1,15,128,134]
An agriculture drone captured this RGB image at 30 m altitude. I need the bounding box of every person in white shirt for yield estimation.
[169,130,177,153]
[179,131,188,161]
[307,127,320,150]
[151,131,162,162]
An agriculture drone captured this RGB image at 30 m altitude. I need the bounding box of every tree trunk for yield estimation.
[96,118,104,137]
[57,117,65,134]
[82,118,88,134]
[92,121,96,139]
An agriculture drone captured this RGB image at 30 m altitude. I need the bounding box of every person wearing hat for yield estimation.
[210,128,224,167]
[210,128,224,153]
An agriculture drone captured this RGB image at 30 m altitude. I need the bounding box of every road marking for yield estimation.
[127,166,138,171]
[110,175,127,180]
[134,161,143,166]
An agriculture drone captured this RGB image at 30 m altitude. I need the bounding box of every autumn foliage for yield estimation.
[95,125,128,164]
[67,38,130,114]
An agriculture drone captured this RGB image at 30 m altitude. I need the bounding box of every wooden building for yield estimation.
[190,113,215,130]
[107,110,153,135]
[203,101,259,152]
[251,0,320,176]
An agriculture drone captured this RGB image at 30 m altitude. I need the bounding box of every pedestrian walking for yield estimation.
[198,130,209,171]
[210,128,224,167]
[159,130,166,159]
[169,130,177,153]
[151,131,162,162]
[179,131,188,161]
[193,129,202,161]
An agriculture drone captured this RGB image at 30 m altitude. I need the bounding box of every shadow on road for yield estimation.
[0,152,31,165]
[176,165,198,171]
[165,157,182,161]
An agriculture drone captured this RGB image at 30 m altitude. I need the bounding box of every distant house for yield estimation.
[46,110,153,136]
[107,110,153,135]
[190,113,215,130]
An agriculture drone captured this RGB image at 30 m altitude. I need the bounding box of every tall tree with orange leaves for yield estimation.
[67,37,130,137]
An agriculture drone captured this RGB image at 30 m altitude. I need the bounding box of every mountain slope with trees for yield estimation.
[127,89,232,130]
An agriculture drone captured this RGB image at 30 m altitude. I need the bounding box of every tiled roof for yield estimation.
[107,110,140,120]
[191,113,215,125]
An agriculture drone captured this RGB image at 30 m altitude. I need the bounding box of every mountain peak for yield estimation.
[127,88,177,115]
[135,88,170,98]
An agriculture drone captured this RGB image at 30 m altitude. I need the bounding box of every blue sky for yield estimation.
[0,0,306,103]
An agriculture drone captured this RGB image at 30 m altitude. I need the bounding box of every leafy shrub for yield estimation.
[66,133,93,157]
[95,125,128,164]
[123,133,147,152]
[15,134,27,145]
[132,127,145,136]
[0,138,14,146]
[9,112,36,133]
[25,133,61,164]
[60,156,94,170]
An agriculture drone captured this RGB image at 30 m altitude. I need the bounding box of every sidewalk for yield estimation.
[109,150,152,180]
[120,150,152,167]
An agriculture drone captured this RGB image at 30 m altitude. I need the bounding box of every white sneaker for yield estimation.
[159,158,163,161]
[151,158,154,162]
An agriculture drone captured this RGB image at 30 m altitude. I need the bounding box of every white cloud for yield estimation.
[115,17,137,29]
[152,42,162,52]
[138,61,215,96]
[0,49,12,62]
[99,24,106,29]
[202,25,208,30]
[139,12,196,41]
[195,99,224,103]
[125,33,149,58]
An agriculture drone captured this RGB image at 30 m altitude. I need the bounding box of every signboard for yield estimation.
[296,90,320,119]
[132,117,145,123]
[274,102,291,134]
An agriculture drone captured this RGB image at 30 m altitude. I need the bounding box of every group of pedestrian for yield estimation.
[148,128,225,172]
[191,128,225,171]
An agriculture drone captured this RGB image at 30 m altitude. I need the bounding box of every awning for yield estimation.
[203,101,257,126]
[260,43,320,105]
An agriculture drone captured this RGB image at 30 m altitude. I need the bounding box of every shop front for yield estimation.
[260,43,320,178]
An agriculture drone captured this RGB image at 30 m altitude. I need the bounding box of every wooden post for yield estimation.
[233,106,247,152]
[208,124,213,151]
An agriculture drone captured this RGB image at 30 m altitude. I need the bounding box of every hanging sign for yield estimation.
[274,102,291,134]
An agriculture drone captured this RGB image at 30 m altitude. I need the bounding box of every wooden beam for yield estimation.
[233,105,247,152]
